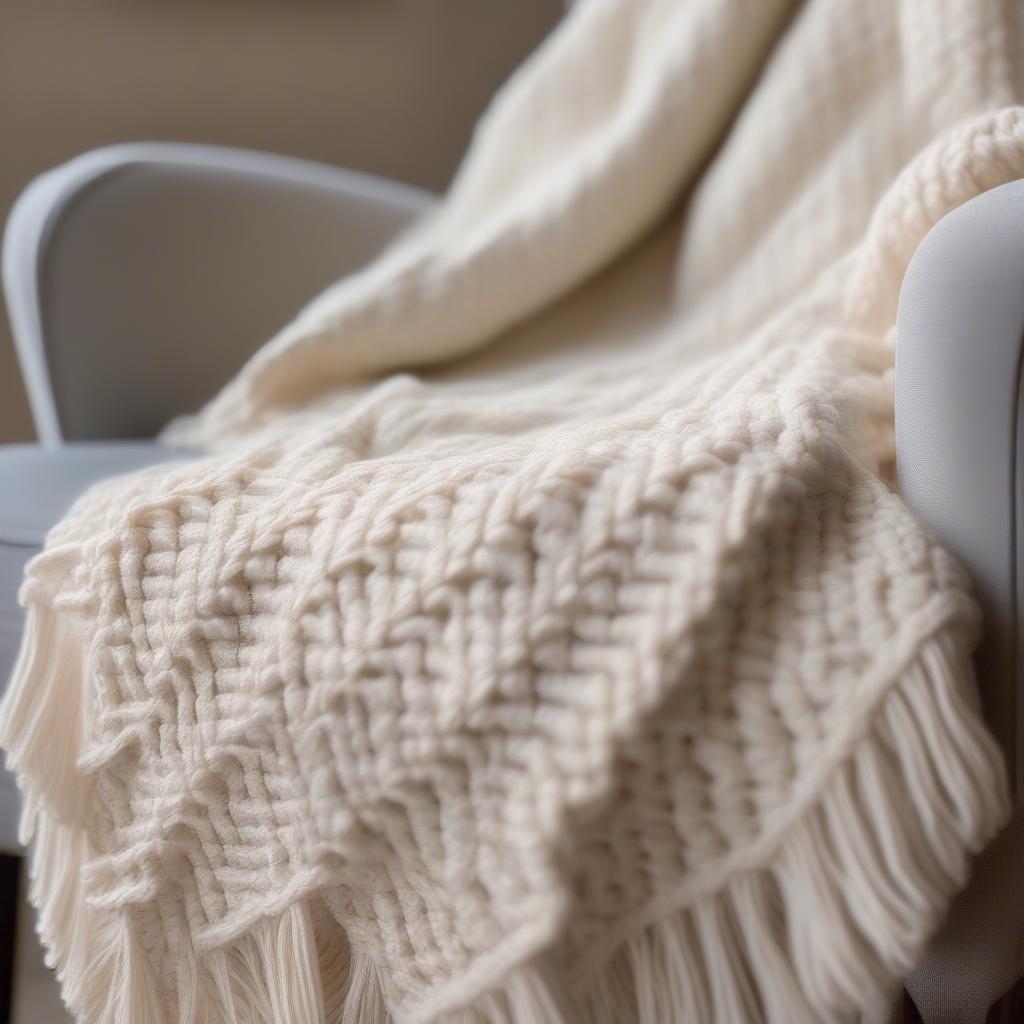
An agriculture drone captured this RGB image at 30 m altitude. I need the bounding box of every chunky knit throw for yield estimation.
[4,1,1023,1021]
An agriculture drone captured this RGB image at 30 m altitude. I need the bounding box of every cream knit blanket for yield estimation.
[4,1,1024,1021]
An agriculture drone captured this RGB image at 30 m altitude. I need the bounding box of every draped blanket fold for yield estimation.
[3,1,1023,1021]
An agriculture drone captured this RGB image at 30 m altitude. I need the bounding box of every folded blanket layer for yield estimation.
[3,0,1022,1021]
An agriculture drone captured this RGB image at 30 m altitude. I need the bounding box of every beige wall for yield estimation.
[0,1,562,441]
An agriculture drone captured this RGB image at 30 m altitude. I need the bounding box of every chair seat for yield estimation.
[0,441,196,851]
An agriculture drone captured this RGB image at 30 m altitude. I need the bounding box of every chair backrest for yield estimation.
[3,143,435,443]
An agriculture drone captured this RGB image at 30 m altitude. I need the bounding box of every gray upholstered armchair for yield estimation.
[0,145,1019,1023]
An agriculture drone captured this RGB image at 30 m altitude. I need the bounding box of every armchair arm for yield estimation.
[2,143,436,444]
[897,180,1024,777]
[895,181,1024,1022]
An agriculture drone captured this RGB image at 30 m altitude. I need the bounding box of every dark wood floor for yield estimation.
[0,854,17,1024]
[889,977,1024,1023]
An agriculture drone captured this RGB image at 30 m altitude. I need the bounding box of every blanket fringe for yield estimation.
[1,606,1008,1023]
[0,606,90,839]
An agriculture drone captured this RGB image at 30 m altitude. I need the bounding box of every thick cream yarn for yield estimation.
[3,1,1023,1021]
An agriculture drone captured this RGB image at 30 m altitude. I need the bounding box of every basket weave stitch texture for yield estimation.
[3,0,1024,1021]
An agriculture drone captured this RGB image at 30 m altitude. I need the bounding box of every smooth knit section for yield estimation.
[3,1,1023,1021]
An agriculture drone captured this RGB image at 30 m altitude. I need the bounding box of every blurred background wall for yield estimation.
[0,0,563,442]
